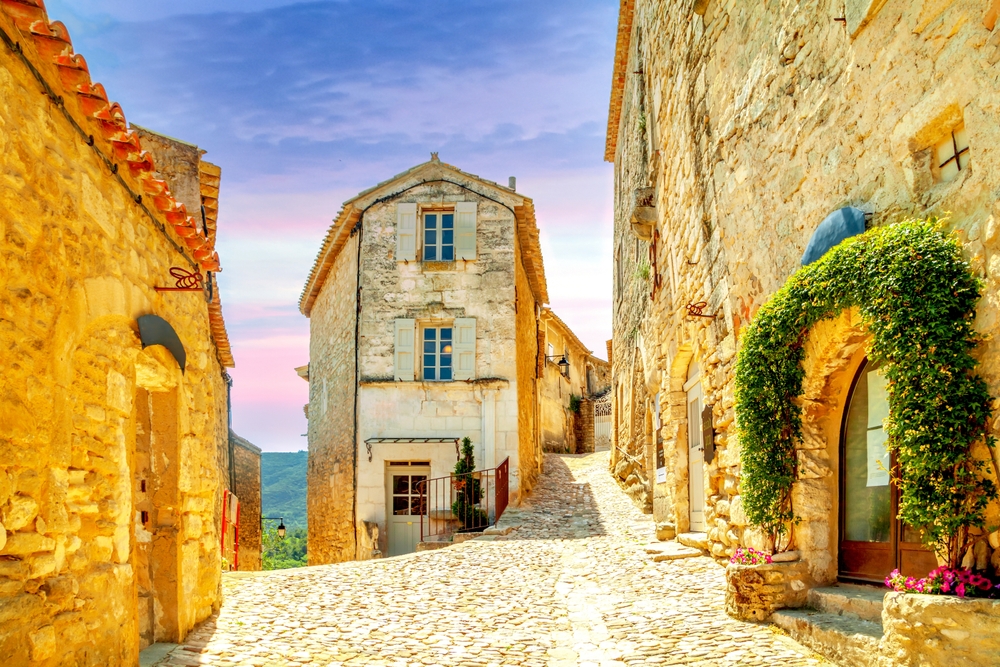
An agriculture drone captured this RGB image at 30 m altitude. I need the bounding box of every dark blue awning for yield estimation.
[801,206,866,265]
[137,314,186,373]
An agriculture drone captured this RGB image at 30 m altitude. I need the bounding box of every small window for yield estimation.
[935,126,970,182]
[422,326,453,381]
[547,342,555,358]
[423,212,455,261]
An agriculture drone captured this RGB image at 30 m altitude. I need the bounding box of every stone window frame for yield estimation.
[419,206,456,263]
[894,101,972,197]
[419,322,454,381]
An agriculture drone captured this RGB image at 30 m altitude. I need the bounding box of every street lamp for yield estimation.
[546,354,570,377]
[262,516,286,538]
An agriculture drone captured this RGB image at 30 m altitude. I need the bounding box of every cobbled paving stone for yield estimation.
[159,453,829,667]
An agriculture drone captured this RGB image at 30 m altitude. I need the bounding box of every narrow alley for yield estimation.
[150,453,827,667]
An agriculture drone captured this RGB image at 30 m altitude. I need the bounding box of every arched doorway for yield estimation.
[838,359,937,582]
[684,361,705,532]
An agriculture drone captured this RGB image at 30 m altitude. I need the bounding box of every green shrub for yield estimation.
[452,437,487,530]
[734,219,995,564]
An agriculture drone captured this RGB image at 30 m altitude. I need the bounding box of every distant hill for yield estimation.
[261,451,307,529]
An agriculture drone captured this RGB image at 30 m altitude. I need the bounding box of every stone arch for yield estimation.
[654,344,697,533]
[791,308,869,585]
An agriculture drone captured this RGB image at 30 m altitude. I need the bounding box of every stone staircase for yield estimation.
[772,584,886,667]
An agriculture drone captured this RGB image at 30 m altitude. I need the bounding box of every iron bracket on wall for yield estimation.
[685,302,716,319]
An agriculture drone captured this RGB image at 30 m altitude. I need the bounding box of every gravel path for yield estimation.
[156,452,828,667]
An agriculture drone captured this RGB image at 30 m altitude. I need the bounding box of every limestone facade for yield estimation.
[302,157,589,563]
[230,432,262,572]
[0,4,235,664]
[538,308,609,454]
[607,0,1000,588]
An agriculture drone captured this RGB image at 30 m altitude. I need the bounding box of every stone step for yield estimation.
[676,532,709,551]
[645,541,702,561]
[808,584,886,623]
[772,608,882,667]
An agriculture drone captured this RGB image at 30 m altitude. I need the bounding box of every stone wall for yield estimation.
[608,0,1000,575]
[515,240,541,494]
[0,13,230,664]
[232,432,262,572]
[538,309,591,454]
[574,399,595,454]
[880,593,1000,666]
[307,233,359,565]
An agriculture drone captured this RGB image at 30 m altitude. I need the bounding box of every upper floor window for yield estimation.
[423,213,455,261]
[396,202,478,263]
[422,326,453,381]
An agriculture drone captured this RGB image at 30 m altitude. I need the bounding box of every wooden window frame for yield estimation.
[420,324,454,381]
[420,207,456,262]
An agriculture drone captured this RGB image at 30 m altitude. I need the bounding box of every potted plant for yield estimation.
[725,547,809,621]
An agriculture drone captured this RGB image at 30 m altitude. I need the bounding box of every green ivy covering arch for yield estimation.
[734,220,996,565]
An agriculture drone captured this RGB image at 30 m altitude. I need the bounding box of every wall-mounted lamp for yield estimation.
[545,355,570,376]
[262,516,286,539]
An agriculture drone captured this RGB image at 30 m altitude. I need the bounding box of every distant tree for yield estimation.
[262,526,307,570]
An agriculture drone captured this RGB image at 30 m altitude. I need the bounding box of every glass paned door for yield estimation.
[839,360,936,581]
[387,467,429,557]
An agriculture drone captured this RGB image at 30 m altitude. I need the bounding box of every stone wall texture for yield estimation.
[232,434,262,572]
[307,234,359,565]
[0,12,231,665]
[609,0,1000,581]
[880,593,1000,666]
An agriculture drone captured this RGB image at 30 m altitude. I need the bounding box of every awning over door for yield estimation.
[364,437,460,462]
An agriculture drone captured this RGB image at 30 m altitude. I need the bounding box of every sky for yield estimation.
[46,0,617,452]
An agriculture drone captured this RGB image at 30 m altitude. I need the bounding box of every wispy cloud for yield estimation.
[46,0,617,451]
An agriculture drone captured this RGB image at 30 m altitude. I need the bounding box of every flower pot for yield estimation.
[725,559,809,622]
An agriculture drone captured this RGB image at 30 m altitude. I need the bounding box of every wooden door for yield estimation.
[387,464,429,557]
[686,370,706,532]
[839,360,937,582]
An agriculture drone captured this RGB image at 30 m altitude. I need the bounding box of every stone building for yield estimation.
[607,0,1000,591]
[539,307,610,453]
[229,431,263,572]
[299,156,595,563]
[0,3,236,664]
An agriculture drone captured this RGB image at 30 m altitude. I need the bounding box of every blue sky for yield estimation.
[47,0,617,451]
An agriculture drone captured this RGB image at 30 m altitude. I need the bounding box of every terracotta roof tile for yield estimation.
[605,0,635,162]
[0,0,233,366]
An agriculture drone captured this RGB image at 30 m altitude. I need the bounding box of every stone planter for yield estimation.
[879,592,1000,666]
[725,559,809,621]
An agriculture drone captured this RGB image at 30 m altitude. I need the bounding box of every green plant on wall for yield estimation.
[569,394,583,414]
[635,259,651,281]
[734,219,996,564]
[452,437,487,531]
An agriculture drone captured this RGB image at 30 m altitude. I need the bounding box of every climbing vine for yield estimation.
[734,219,996,565]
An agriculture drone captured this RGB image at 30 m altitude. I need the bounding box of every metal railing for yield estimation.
[417,457,510,543]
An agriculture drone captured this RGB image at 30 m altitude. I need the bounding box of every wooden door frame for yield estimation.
[385,462,430,557]
[684,371,705,533]
[837,359,935,582]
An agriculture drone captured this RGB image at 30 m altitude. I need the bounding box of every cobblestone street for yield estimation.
[157,453,828,667]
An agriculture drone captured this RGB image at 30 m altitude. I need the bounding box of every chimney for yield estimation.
[508,176,516,191]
